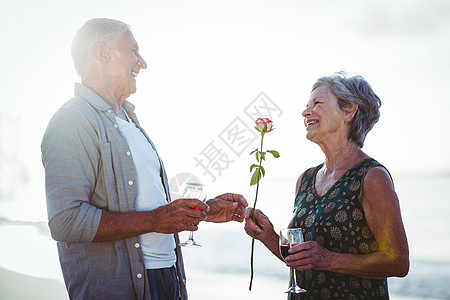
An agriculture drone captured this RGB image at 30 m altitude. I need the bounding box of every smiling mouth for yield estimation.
[132,71,138,77]
[305,120,318,127]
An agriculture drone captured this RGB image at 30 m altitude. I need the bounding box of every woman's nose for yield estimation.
[302,107,310,118]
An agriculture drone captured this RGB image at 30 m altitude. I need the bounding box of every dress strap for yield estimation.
[294,164,322,206]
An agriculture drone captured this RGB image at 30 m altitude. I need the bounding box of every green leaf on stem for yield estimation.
[260,152,266,161]
[267,150,280,158]
[250,164,259,173]
[250,169,261,186]
[260,165,266,177]
[249,148,258,155]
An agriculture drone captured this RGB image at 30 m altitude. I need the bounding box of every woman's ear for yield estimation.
[344,103,358,121]
[93,42,110,64]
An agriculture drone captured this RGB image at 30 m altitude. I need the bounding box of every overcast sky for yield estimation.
[1,0,449,212]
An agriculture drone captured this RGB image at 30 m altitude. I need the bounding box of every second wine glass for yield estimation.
[279,228,307,294]
[179,183,206,247]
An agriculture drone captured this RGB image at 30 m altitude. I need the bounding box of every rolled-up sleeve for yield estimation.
[42,105,102,245]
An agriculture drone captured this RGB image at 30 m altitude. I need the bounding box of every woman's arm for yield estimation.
[286,166,410,278]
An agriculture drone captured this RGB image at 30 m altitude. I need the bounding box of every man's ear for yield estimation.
[344,103,358,121]
[93,42,110,64]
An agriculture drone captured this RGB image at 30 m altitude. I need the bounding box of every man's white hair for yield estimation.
[71,18,131,78]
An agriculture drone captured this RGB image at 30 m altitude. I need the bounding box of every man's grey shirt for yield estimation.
[41,83,187,300]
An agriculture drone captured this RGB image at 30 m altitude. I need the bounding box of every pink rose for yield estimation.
[255,118,274,133]
[248,117,279,291]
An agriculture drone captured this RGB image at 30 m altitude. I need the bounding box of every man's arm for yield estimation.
[42,107,105,244]
[43,106,209,244]
[92,199,208,242]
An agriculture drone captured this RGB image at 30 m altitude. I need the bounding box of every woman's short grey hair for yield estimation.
[312,71,381,148]
[71,18,132,78]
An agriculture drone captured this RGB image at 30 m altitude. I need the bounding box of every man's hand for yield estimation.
[93,198,209,243]
[205,193,248,223]
[149,198,209,233]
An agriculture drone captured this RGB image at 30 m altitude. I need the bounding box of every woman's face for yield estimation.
[107,31,147,102]
[301,85,347,144]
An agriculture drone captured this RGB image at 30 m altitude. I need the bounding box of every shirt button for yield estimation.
[126,151,131,156]
[137,273,142,279]
[128,180,134,186]
[135,243,140,248]
[107,109,112,113]
[114,124,118,128]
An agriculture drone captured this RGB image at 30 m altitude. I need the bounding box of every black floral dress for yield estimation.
[288,158,389,300]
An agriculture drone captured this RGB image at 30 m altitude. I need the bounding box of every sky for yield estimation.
[0,0,450,218]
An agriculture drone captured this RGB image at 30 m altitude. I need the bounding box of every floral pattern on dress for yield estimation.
[288,158,389,300]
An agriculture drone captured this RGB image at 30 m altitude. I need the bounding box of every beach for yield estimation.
[0,260,443,300]
[0,266,436,300]
[0,260,441,300]
[0,267,67,300]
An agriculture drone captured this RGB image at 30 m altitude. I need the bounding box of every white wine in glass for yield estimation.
[179,183,206,247]
[279,228,307,294]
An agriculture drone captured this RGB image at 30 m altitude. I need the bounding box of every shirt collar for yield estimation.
[74,83,137,116]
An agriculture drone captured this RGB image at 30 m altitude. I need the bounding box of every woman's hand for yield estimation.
[244,208,275,242]
[285,241,333,271]
[244,208,284,261]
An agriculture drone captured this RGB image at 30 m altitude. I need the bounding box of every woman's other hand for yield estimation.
[285,241,333,271]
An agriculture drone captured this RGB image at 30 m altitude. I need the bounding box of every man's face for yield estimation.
[107,31,147,101]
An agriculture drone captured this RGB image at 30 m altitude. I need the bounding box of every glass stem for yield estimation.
[292,267,298,287]
[189,231,195,241]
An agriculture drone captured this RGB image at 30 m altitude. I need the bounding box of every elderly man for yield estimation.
[41,18,247,300]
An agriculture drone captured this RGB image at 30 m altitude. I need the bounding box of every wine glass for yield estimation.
[179,183,207,247]
[279,228,307,294]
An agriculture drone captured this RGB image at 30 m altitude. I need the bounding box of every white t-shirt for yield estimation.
[116,114,176,269]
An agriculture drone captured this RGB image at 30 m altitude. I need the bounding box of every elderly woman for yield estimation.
[42,18,247,300]
[245,71,409,299]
